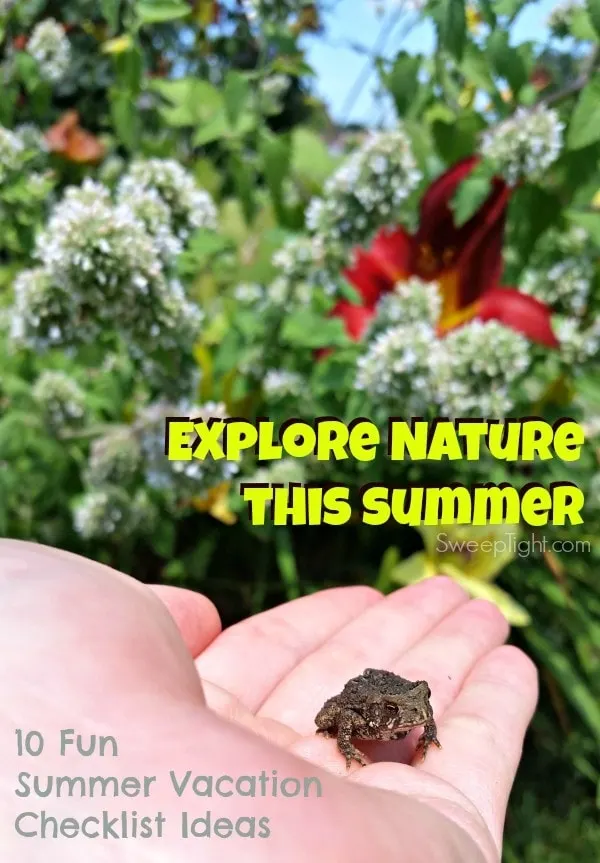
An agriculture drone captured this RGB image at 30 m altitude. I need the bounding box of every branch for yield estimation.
[541,45,599,108]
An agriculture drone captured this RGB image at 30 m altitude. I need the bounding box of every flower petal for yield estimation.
[478,287,560,348]
[418,156,480,229]
[455,180,512,307]
[343,248,395,307]
[415,157,512,309]
[369,226,413,282]
[330,300,375,341]
[438,566,531,627]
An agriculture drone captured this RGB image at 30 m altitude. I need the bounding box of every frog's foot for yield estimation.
[415,721,442,761]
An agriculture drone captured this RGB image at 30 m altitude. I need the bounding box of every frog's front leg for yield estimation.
[336,711,370,769]
[415,719,442,761]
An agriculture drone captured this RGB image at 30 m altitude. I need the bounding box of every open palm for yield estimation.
[1,540,537,863]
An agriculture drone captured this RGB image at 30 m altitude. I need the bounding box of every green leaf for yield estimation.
[101,0,122,33]
[437,0,466,60]
[477,0,497,28]
[390,551,434,586]
[136,0,190,23]
[450,161,495,227]
[567,75,600,150]
[193,157,223,198]
[150,518,177,558]
[493,0,532,18]
[375,546,400,593]
[14,51,40,92]
[565,209,600,246]
[193,109,255,146]
[431,111,486,164]
[281,310,350,349]
[0,86,17,126]
[506,185,562,268]
[110,89,140,151]
[223,70,250,128]
[517,83,539,105]
[274,529,300,601]
[571,5,599,40]
[524,628,600,745]
[379,51,421,117]
[460,43,496,92]
[290,126,340,192]
[149,77,222,127]
[486,29,527,93]
[193,111,229,146]
[229,151,257,225]
[259,130,291,224]
[113,45,143,94]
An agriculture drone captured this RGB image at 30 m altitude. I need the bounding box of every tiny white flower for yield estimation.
[307,127,421,247]
[118,159,217,242]
[27,19,71,84]
[31,370,86,429]
[481,107,564,185]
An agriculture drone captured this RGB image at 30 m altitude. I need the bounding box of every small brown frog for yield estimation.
[314,668,441,768]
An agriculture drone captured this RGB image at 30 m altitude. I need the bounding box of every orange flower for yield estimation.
[45,111,105,164]
[329,157,559,349]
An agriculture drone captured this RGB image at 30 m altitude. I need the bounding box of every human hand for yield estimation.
[0,539,537,862]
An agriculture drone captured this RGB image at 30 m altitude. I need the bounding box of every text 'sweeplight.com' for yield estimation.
[164,417,586,527]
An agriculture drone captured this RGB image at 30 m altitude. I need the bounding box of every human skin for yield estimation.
[0,539,538,862]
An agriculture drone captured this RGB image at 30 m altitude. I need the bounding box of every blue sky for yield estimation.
[301,0,558,127]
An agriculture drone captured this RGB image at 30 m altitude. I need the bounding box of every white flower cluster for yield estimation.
[259,74,290,115]
[85,427,142,488]
[553,317,600,364]
[368,276,442,337]
[10,268,72,346]
[73,487,155,541]
[269,235,339,305]
[263,369,305,400]
[117,186,182,262]
[136,401,239,502]
[233,282,265,305]
[27,19,71,84]
[10,179,203,374]
[306,128,421,249]
[429,321,531,418]
[521,258,592,317]
[356,321,439,415]
[480,107,564,185]
[117,159,217,243]
[15,123,49,155]
[356,309,532,419]
[0,126,25,182]
[547,0,582,36]
[31,370,86,429]
[552,225,590,257]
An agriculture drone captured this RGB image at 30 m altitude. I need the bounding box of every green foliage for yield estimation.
[568,76,600,150]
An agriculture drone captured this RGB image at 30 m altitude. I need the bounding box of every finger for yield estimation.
[417,644,539,855]
[148,584,222,658]
[258,576,469,732]
[359,599,510,765]
[195,585,382,711]
[201,680,301,748]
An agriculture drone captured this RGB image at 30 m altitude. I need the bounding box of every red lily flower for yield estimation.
[330,156,559,348]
